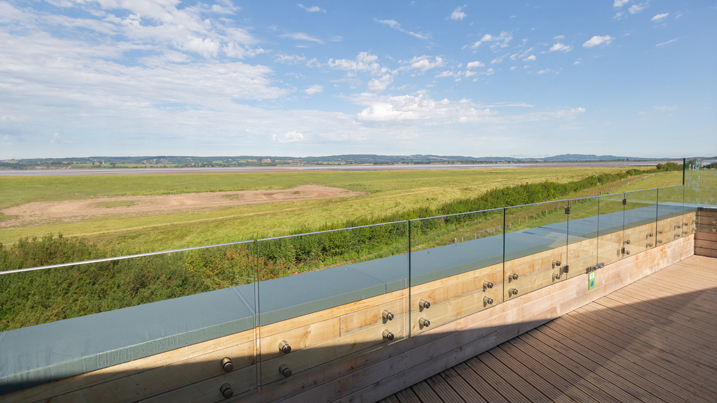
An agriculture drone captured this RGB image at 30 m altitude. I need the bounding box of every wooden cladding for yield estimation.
[695,208,717,257]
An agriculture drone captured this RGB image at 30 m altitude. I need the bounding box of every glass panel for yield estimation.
[624,189,658,255]
[567,196,599,276]
[409,209,504,334]
[597,193,625,266]
[0,242,258,397]
[656,186,686,246]
[504,201,567,300]
[700,158,717,206]
[256,222,409,387]
[684,158,701,207]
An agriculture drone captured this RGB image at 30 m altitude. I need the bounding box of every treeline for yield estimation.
[655,162,682,171]
[0,167,659,330]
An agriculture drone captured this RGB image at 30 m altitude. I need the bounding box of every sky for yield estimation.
[0,1,715,159]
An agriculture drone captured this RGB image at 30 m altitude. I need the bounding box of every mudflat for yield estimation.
[0,185,363,228]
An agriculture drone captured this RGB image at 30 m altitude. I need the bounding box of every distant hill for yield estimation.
[541,154,647,162]
[0,154,684,170]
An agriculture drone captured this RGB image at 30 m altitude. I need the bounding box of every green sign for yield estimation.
[588,271,596,290]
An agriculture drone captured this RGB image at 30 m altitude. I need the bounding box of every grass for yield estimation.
[0,212,16,222]
[89,201,137,208]
[0,167,682,253]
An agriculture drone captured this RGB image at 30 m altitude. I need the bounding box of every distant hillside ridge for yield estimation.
[0,154,690,170]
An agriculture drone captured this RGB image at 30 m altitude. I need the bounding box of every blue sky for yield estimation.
[0,0,715,159]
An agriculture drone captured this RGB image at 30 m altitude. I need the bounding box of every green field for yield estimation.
[0,168,683,253]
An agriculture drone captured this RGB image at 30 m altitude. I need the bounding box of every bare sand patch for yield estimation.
[1,185,364,228]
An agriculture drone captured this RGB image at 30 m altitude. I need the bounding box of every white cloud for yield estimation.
[273,131,304,142]
[450,6,467,20]
[471,31,512,50]
[275,54,307,64]
[629,3,648,14]
[297,4,326,13]
[375,19,428,40]
[402,55,445,72]
[49,133,74,144]
[355,91,496,122]
[553,35,565,40]
[536,69,551,75]
[549,43,572,52]
[614,0,629,7]
[653,105,678,111]
[656,38,679,47]
[466,61,485,69]
[306,58,321,68]
[368,74,394,93]
[510,66,518,70]
[523,55,536,61]
[491,54,507,64]
[573,59,582,65]
[328,52,386,75]
[651,13,669,21]
[353,91,583,124]
[280,32,324,44]
[304,85,323,95]
[509,47,534,61]
[583,35,614,48]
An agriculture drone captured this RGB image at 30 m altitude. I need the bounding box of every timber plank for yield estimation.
[615,286,717,326]
[506,337,621,403]
[139,364,256,403]
[695,239,717,250]
[560,311,717,395]
[424,374,464,403]
[1,330,256,403]
[518,332,647,403]
[259,289,407,337]
[594,296,717,349]
[488,348,572,402]
[602,293,717,338]
[453,362,510,403]
[548,318,716,403]
[396,388,421,403]
[496,342,599,403]
[539,323,689,403]
[695,247,717,257]
[611,286,717,326]
[477,350,552,403]
[694,232,717,242]
[529,328,666,403]
[573,304,717,369]
[410,380,443,403]
[438,368,487,403]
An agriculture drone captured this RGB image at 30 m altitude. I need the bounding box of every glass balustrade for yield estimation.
[597,192,626,265]
[256,222,409,387]
[623,189,658,255]
[0,242,258,398]
[409,209,504,334]
[503,200,568,300]
[567,196,600,276]
[656,185,686,245]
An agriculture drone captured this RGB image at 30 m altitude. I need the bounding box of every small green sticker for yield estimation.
[588,271,596,290]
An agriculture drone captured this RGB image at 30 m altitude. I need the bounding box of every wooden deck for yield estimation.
[383,255,717,403]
